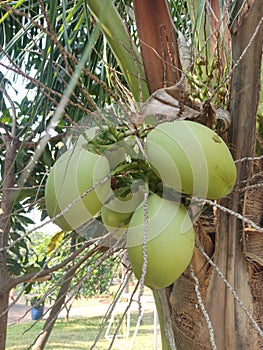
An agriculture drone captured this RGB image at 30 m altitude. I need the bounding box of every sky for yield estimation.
[28,209,59,235]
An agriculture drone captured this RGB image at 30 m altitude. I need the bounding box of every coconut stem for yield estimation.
[152,288,176,350]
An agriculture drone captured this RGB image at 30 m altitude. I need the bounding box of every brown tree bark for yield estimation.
[30,239,101,350]
[206,1,263,348]
[167,1,263,349]
[133,0,263,349]
[31,232,78,350]
[0,139,17,348]
[133,0,181,94]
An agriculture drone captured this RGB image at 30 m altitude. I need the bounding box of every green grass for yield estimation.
[7,312,161,349]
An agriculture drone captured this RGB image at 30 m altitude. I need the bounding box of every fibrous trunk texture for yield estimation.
[166,1,263,349]
[133,0,181,94]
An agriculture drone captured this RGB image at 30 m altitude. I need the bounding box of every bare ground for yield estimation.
[8,293,155,325]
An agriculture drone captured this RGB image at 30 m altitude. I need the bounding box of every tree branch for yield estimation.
[0,122,12,142]
[10,239,95,287]
[0,87,16,138]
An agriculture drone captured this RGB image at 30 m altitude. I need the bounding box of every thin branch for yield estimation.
[28,244,102,349]
[0,121,12,141]
[0,132,67,150]
[1,4,116,109]
[37,0,98,111]
[10,239,94,287]
[0,60,91,119]
[14,31,100,199]
[0,174,110,253]
[0,86,16,137]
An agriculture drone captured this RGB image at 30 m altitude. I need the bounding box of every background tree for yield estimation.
[27,231,118,310]
[0,1,132,347]
[0,1,262,349]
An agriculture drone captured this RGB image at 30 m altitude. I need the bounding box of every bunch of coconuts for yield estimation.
[45,121,236,289]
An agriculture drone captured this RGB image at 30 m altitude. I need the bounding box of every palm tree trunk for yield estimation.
[207,1,263,348]
[168,1,263,349]
[133,0,263,348]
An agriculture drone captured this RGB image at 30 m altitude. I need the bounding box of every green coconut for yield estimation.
[45,147,111,231]
[101,191,144,237]
[146,120,237,199]
[127,194,195,289]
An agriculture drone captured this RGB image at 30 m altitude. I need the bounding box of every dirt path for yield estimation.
[8,296,111,325]
[8,294,155,325]
[8,300,32,324]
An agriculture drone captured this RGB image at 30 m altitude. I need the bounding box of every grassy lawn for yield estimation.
[7,312,161,349]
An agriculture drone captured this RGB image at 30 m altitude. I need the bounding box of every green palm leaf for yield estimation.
[86,0,149,101]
